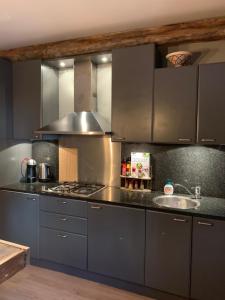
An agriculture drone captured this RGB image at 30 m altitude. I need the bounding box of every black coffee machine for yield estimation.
[21,158,37,183]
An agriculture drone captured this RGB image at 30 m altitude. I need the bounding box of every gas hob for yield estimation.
[45,182,105,197]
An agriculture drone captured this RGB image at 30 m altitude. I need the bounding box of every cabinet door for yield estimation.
[198,63,225,145]
[191,217,225,300]
[88,203,145,284]
[112,44,155,142]
[153,66,198,144]
[39,227,87,270]
[0,59,12,139]
[0,191,38,258]
[145,211,192,298]
[13,60,41,139]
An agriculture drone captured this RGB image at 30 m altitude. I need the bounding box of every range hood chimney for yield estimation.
[35,58,111,135]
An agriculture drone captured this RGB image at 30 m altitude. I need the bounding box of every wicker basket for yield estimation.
[166,51,192,67]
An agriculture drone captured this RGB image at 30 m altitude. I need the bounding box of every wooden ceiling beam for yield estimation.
[1,16,225,61]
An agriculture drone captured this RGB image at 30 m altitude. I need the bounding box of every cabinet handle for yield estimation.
[60,218,68,221]
[173,218,187,223]
[91,205,102,210]
[113,136,125,141]
[60,201,68,205]
[197,221,213,226]
[200,138,216,142]
[178,138,191,142]
[27,197,36,201]
[57,234,68,238]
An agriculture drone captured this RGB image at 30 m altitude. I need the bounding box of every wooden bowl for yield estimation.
[166,51,192,67]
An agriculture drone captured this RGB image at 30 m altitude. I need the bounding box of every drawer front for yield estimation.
[40,195,87,218]
[40,211,87,235]
[39,227,87,270]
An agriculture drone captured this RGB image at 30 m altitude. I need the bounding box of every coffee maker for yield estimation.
[21,158,37,183]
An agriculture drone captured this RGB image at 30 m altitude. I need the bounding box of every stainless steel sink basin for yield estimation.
[153,195,200,210]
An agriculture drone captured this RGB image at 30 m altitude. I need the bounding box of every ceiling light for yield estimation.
[101,57,108,63]
[60,62,66,67]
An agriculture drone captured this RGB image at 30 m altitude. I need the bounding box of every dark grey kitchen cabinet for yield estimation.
[198,63,225,145]
[88,203,145,284]
[13,60,42,139]
[145,210,192,298]
[111,44,155,142]
[0,59,13,139]
[39,195,88,270]
[191,217,225,300]
[153,66,198,144]
[39,227,87,270]
[0,190,38,258]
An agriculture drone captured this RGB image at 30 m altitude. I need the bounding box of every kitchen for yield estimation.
[0,1,225,300]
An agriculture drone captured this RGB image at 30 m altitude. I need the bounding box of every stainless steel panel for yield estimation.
[59,136,121,187]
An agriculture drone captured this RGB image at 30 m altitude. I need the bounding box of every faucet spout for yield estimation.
[174,183,201,199]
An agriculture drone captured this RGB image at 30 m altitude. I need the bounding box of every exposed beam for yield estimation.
[1,16,225,61]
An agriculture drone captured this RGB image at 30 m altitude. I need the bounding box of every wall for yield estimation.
[32,140,59,180]
[0,140,32,186]
[97,63,112,124]
[59,68,74,119]
[122,144,225,198]
[167,40,225,65]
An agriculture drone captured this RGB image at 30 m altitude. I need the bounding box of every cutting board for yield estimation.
[0,240,29,285]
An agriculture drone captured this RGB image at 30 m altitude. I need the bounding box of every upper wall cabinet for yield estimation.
[13,60,60,140]
[13,60,42,140]
[111,44,155,142]
[198,63,225,145]
[0,59,12,139]
[153,66,198,144]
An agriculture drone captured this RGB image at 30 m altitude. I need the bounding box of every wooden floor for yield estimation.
[0,265,154,300]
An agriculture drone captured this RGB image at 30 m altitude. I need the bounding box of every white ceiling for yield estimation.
[0,0,225,50]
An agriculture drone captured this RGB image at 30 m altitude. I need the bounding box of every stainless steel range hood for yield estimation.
[35,111,111,135]
[35,58,111,135]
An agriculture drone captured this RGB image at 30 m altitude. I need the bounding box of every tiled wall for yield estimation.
[32,140,59,180]
[122,144,225,198]
[0,140,32,186]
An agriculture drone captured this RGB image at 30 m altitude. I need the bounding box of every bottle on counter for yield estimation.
[134,180,139,190]
[126,157,131,176]
[164,179,174,195]
[128,180,133,190]
[140,180,145,190]
[121,158,127,176]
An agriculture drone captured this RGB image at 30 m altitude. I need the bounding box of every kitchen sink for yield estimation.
[153,195,200,210]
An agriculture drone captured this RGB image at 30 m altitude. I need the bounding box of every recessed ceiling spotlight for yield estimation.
[101,57,108,63]
[60,61,66,67]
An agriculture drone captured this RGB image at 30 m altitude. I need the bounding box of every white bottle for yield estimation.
[164,180,174,195]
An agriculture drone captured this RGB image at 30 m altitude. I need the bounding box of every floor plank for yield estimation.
[0,265,153,300]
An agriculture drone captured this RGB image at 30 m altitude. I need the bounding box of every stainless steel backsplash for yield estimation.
[59,136,121,186]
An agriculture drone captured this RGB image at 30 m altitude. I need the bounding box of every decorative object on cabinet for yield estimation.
[120,152,152,192]
[166,51,192,67]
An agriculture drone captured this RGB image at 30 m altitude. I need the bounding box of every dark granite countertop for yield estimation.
[0,182,225,220]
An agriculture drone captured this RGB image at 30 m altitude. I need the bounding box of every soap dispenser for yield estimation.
[164,179,174,195]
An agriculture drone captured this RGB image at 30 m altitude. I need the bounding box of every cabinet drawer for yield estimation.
[40,211,87,235]
[40,196,87,218]
[39,227,87,270]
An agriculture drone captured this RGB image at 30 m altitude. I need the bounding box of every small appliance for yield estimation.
[21,158,37,183]
[39,163,52,182]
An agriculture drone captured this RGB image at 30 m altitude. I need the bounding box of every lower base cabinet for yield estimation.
[191,217,225,300]
[88,203,145,284]
[39,227,87,270]
[0,190,38,258]
[145,210,192,298]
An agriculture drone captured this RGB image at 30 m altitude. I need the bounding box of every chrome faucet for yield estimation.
[174,183,201,199]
